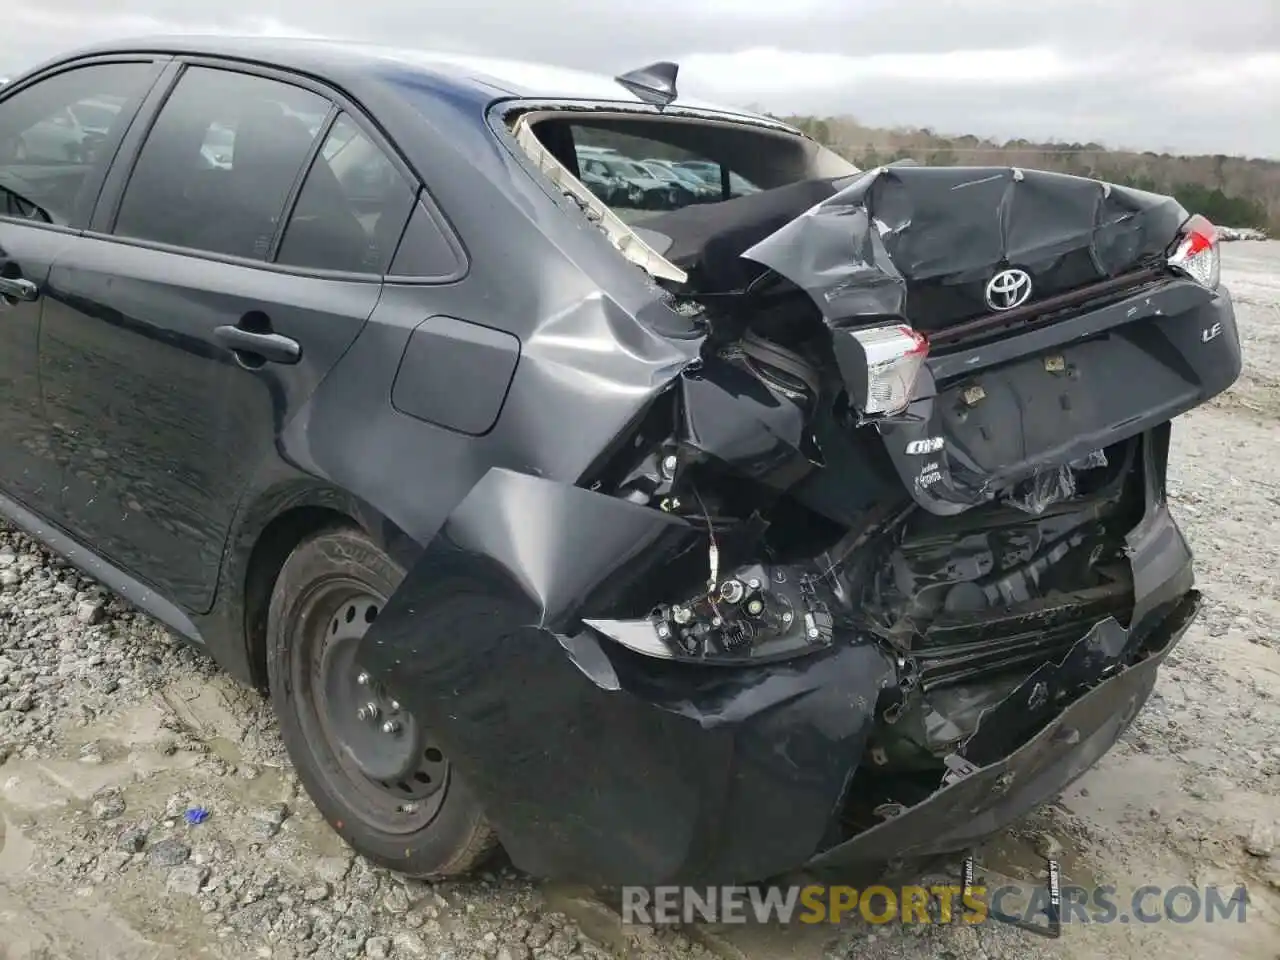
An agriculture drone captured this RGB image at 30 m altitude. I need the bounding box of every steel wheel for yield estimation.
[267,527,496,876]
[302,583,451,834]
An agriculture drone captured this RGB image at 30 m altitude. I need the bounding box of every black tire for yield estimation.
[266,527,496,876]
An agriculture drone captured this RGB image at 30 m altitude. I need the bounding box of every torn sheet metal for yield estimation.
[808,590,1198,876]
[875,280,1241,516]
[1005,449,1108,515]
[350,435,1198,886]
[677,355,816,489]
[740,165,1188,329]
[729,166,1241,518]
[353,467,896,885]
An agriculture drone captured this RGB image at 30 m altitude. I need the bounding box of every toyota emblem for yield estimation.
[985,268,1033,311]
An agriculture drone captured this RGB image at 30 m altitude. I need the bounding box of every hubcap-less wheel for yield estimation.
[269,529,497,877]
[308,586,450,835]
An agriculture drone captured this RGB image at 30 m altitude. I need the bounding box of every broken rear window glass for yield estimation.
[512,110,858,282]
[525,114,855,216]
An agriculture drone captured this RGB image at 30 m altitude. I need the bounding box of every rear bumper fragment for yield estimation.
[808,591,1197,874]
[356,455,1196,886]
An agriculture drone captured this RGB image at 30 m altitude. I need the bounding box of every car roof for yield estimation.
[49,36,795,131]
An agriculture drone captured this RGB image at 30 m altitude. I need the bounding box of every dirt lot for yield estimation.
[2,244,1278,960]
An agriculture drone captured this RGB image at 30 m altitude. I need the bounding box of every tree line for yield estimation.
[778,115,1276,232]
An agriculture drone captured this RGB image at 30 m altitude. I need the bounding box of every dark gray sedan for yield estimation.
[0,38,1241,886]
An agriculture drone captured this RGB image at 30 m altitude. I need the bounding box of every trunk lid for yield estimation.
[739,166,1242,516]
[740,165,1188,332]
[872,278,1240,516]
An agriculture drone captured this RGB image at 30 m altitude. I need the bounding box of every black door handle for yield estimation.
[0,276,39,301]
[214,325,302,365]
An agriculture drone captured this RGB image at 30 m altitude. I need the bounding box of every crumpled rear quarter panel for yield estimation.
[354,469,896,885]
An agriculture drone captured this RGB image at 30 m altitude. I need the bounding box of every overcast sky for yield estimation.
[5,0,1278,158]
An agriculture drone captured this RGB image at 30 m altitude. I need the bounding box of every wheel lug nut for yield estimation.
[359,702,379,722]
[381,719,401,735]
[389,700,400,711]
[356,672,370,686]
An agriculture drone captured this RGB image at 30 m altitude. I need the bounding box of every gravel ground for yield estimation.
[2,243,1278,960]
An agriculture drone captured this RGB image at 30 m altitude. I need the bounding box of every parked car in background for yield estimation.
[580,153,676,208]
[0,39,1242,891]
[577,153,629,203]
[0,90,123,165]
[645,157,720,199]
[675,158,761,197]
[577,160,625,204]
[2,101,93,162]
[636,159,714,204]
[200,121,235,168]
[673,158,722,186]
[575,144,619,159]
[66,95,124,135]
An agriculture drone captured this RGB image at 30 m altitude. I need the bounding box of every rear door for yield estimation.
[39,62,418,613]
[0,59,161,513]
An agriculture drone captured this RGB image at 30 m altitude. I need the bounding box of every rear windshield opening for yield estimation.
[530,112,852,222]
[509,108,858,285]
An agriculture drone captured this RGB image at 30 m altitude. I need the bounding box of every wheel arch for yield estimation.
[210,479,421,689]
[242,504,355,690]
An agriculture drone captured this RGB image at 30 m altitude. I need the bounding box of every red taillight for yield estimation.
[848,324,930,416]
[1168,214,1220,290]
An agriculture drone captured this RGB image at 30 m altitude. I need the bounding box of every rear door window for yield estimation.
[388,197,465,279]
[276,114,416,274]
[113,66,329,260]
[0,63,156,226]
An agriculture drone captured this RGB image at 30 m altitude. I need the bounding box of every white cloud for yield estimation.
[2,0,1276,157]
[7,7,330,50]
[680,47,1085,95]
[1174,52,1280,89]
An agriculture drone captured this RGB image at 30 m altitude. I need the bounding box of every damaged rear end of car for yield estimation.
[355,85,1241,886]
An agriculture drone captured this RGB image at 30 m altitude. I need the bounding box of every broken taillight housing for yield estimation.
[1168,214,1220,290]
[843,324,930,417]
